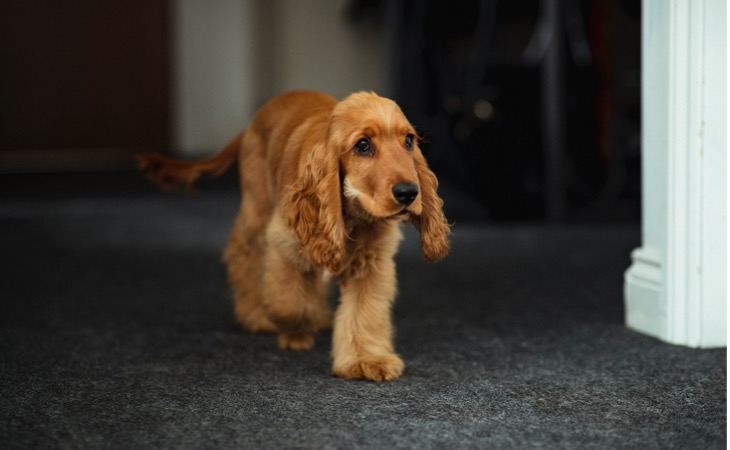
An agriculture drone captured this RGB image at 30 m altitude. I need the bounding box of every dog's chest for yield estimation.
[337,220,402,282]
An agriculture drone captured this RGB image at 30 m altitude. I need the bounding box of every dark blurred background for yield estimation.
[0,0,640,225]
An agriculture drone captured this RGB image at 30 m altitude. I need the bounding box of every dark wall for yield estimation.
[0,0,170,153]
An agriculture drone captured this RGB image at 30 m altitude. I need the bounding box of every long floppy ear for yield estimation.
[283,142,346,273]
[412,148,451,261]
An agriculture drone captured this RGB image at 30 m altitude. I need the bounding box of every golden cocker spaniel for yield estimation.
[138,91,451,381]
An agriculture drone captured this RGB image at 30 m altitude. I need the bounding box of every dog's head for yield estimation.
[332,92,424,220]
[286,92,451,273]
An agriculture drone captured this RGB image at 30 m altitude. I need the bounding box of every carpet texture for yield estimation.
[0,174,725,449]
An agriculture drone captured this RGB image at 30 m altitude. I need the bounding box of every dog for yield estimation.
[137,90,451,381]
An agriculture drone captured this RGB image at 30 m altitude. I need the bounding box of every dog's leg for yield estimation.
[225,131,277,333]
[262,214,332,350]
[331,255,404,382]
[225,212,277,333]
[262,246,331,350]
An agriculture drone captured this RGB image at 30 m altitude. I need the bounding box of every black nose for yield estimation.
[392,182,419,205]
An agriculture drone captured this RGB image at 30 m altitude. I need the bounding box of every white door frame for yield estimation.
[624,0,726,348]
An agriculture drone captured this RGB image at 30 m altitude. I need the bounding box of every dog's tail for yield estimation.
[136,132,243,191]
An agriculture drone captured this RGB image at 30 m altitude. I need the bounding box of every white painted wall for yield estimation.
[269,0,384,99]
[624,0,726,348]
[172,0,384,156]
[172,0,258,157]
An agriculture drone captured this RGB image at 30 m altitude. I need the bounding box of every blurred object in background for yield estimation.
[366,0,641,222]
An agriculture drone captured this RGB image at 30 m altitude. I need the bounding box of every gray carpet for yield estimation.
[0,173,725,449]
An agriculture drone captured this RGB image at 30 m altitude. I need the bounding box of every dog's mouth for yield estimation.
[388,208,411,220]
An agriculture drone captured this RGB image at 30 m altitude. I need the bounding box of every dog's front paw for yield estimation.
[278,332,315,351]
[333,354,404,382]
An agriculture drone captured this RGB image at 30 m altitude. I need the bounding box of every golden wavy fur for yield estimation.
[137,91,450,381]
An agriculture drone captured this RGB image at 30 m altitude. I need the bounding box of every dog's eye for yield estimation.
[354,138,373,156]
[405,134,415,150]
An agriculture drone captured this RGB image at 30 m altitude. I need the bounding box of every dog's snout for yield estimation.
[392,183,419,205]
